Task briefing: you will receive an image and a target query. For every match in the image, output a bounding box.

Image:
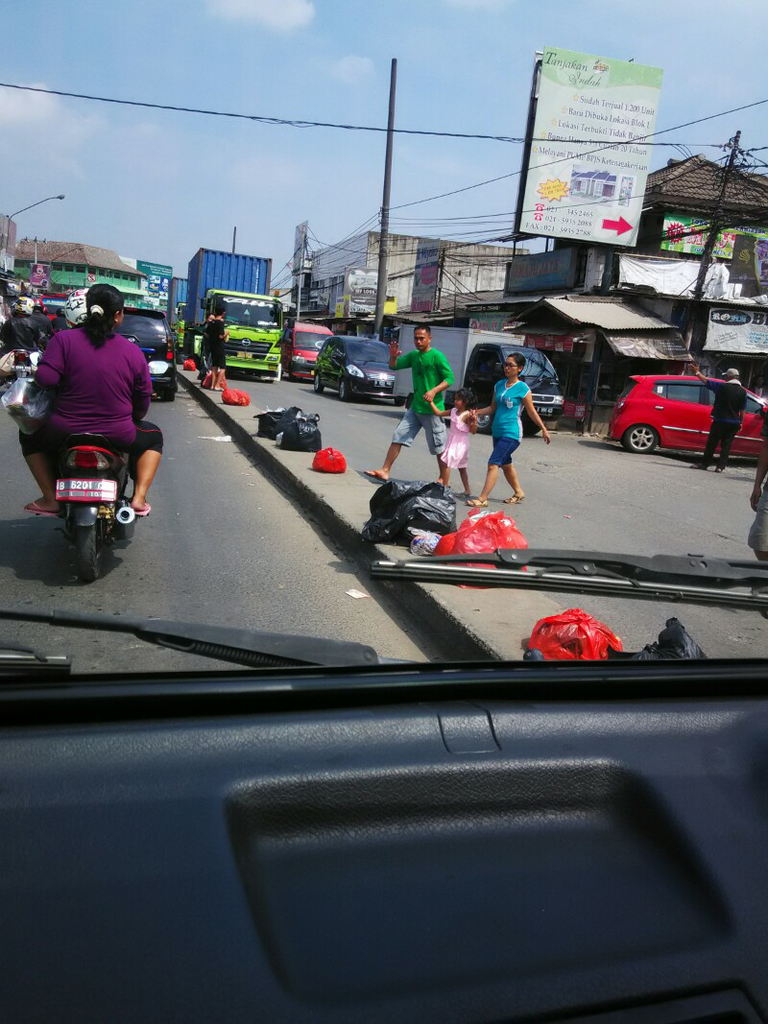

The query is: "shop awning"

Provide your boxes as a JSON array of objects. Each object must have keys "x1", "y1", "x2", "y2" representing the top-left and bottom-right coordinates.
[{"x1": 603, "y1": 330, "x2": 689, "y2": 360}]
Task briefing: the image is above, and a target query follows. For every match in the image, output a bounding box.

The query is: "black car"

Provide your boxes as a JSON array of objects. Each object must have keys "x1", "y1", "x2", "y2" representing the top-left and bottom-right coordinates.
[
  {"x1": 313, "y1": 336, "x2": 403, "y2": 403},
  {"x1": 118, "y1": 308, "x2": 177, "y2": 402},
  {"x1": 462, "y1": 342, "x2": 564, "y2": 434}
]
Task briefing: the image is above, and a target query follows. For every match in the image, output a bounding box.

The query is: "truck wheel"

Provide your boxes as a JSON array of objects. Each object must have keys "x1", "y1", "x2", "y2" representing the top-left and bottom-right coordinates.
[
  {"x1": 75, "y1": 523, "x2": 102, "y2": 583},
  {"x1": 622, "y1": 424, "x2": 659, "y2": 454}
]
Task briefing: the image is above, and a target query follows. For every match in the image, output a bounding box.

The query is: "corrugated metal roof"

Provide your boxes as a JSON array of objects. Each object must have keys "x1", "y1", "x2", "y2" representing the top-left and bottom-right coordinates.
[{"x1": 534, "y1": 296, "x2": 673, "y2": 330}]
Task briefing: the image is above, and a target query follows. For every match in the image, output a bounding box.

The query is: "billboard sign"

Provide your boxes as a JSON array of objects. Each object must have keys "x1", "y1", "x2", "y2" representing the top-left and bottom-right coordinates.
[
  {"x1": 517, "y1": 47, "x2": 663, "y2": 247},
  {"x1": 343, "y1": 267, "x2": 377, "y2": 314},
  {"x1": 411, "y1": 240, "x2": 440, "y2": 312},
  {"x1": 661, "y1": 213, "x2": 768, "y2": 290},
  {"x1": 504, "y1": 248, "x2": 577, "y2": 294},
  {"x1": 0, "y1": 215, "x2": 16, "y2": 274},
  {"x1": 137, "y1": 261, "x2": 172, "y2": 308},
  {"x1": 293, "y1": 221, "x2": 308, "y2": 273},
  {"x1": 704, "y1": 307, "x2": 768, "y2": 354},
  {"x1": 30, "y1": 263, "x2": 51, "y2": 289}
]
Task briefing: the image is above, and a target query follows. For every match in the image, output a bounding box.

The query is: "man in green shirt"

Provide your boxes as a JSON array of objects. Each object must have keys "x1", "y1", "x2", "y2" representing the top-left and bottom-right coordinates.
[{"x1": 366, "y1": 326, "x2": 455, "y2": 482}]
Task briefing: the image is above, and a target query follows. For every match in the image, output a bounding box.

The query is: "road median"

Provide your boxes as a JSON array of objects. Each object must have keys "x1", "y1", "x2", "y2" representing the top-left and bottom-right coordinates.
[{"x1": 179, "y1": 370, "x2": 561, "y2": 661}]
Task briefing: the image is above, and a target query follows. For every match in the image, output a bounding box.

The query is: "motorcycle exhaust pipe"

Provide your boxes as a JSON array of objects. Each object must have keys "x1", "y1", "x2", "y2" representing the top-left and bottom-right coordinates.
[{"x1": 116, "y1": 504, "x2": 136, "y2": 525}]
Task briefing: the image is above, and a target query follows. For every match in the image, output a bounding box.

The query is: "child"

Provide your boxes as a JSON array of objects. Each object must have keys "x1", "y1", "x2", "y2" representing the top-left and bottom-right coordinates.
[{"x1": 430, "y1": 388, "x2": 478, "y2": 497}]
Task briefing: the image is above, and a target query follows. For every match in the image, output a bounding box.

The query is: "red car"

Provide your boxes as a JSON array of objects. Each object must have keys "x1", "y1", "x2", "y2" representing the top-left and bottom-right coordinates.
[{"x1": 609, "y1": 374, "x2": 766, "y2": 457}]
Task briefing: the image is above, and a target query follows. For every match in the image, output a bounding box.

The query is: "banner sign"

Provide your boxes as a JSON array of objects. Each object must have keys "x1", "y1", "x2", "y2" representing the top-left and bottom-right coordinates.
[
  {"x1": 411, "y1": 240, "x2": 440, "y2": 312},
  {"x1": 0, "y1": 215, "x2": 16, "y2": 274},
  {"x1": 30, "y1": 263, "x2": 50, "y2": 289},
  {"x1": 518, "y1": 47, "x2": 663, "y2": 247},
  {"x1": 343, "y1": 267, "x2": 377, "y2": 314},
  {"x1": 704, "y1": 307, "x2": 768, "y2": 354},
  {"x1": 504, "y1": 249, "x2": 577, "y2": 293},
  {"x1": 293, "y1": 221, "x2": 308, "y2": 273}
]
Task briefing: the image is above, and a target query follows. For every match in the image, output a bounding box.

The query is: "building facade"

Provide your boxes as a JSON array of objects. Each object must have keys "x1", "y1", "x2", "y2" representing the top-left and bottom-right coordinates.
[{"x1": 14, "y1": 240, "x2": 147, "y2": 304}]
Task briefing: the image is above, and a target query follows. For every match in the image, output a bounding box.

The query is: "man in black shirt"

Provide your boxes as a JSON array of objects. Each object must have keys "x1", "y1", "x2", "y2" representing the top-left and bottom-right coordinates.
[
  {"x1": 28, "y1": 303, "x2": 52, "y2": 348},
  {"x1": 690, "y1": 362, "x2": 747, "y2": 472}
]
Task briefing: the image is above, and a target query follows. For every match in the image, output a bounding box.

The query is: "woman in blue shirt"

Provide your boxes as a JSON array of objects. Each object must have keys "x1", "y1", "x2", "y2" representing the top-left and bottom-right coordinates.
[{"x1": 466, "y1": 352, "x2": 551, "y2": 507}]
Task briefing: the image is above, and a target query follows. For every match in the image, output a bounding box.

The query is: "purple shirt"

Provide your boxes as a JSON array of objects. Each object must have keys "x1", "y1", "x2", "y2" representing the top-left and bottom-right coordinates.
[{"x1": 36, "y1": 327, "x2": 152, "y2": 445}]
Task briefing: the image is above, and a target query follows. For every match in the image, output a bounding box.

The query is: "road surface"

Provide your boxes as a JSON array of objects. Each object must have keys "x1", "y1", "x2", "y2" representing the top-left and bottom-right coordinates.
[
  {"x1": 214, "y1": 370, "x2": 768, "y2": 659},
  {"x1": 0, "y1": 388, "x2": 429, "y2": 674}
]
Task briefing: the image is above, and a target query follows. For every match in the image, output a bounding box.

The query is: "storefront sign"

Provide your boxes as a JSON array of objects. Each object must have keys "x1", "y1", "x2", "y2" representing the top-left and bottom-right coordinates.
[
  {"x1": 342, "y1": 267, "x2": 377, "y2": 315},
  {"x1": 704, "y1": 307, "x2": 768, "y2": 354},
  {"x1": 411, "y1": 241, "x2": 440, "y2": 312},
  {"x1": 469, "y1": 311, "x2": 518, "y2": 331},
  {"x1": 517, "y1": 47, "x2": 663, "y2": 247},
  {"x1": 523, "y1": 332, "x2": 581, "y2": 352},
  {"x1": 661, "y1": 213, "x2": 768, "y2": 277},
  {"x1": 30, "y1": 263, "x2": 50, "y2": 289},
  {"x1": 137, "y1": 260, "x2": 172, "y2": 309},
  {"x1": 563, "y1": 399, "x2": 588, "y2": 419},
  {"x1": 504, "y1": 249, "x2": 577, "y2": 294}
]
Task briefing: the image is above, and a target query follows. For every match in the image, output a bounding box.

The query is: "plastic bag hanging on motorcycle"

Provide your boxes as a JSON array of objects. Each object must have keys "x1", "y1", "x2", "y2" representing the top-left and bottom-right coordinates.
[{"x1": 1, "y1": 378, "x2": 54, "y2": 434}]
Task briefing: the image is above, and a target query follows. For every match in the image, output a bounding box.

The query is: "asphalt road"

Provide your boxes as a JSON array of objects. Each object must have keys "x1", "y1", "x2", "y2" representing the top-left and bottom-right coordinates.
[
  {"x1": 221, "y1": 369, "x2": 768, "y2": 658},
  {"x1": 0, "y1": 388, "x2": 428, "y2": 674}
]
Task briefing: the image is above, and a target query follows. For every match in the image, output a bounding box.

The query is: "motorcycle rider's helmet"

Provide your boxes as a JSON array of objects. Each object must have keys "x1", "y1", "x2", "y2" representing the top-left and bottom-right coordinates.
[
  {"x1": 64, "y1": 289, "x2": 89, "y2": 327},
  {"x1": 13, "y1": 296, "x2": 35, "y2": 317}
]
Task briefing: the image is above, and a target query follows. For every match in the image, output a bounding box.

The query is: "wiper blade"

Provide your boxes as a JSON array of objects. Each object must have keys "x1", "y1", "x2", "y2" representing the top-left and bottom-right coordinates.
[
  {"x1": 0, "y1": 607, "x2": 380, "y2": 670},
  {"x1": 371, "y1": 550, "x2": 768, "y2": 612}
]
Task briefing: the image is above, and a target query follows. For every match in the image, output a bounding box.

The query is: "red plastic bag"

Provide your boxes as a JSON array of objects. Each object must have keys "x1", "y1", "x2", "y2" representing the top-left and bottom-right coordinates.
[
  {"x1": 222, "y1": 388, "x2": 250, "y2": 406},
  {"x1": 312, "y1": 447, "x2": 347, "y2": 473},
  {"x1": 452, "y1": 510, "x2": 528, "y2": 555},
  {"x1": 183, "y1": 358, "x2": 196, "y2": 371},
  {"x1": 528, "y1": 609, "x2": 623, "y2": 661},
  {"x1": 201, "y1": 371, "x2": 213, "y2": 389},
  {"x1": 434, "y1": 531, "x2": 458, "y2": 556}
]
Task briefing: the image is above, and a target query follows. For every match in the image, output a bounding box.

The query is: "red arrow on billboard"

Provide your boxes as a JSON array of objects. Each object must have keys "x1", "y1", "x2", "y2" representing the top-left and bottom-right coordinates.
[{"x1": 602, "y1": 216, "x2": 633, "y2": 236}]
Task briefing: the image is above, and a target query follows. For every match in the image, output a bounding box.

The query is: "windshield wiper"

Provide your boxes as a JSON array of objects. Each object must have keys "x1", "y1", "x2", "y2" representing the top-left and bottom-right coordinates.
[
  {"x1": 0, "y1": 607, "x2": 380, "y2": 670},
  {"x1": 371, "y1": 550, "x2": 768, "y2": 612}
]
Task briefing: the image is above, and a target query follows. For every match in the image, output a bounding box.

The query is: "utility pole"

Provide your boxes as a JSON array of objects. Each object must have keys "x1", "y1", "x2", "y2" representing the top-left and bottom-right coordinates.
[
  {"x1": 295, "y1": 232, "x2": 303, "y2": 323},
  {"x1": 687, "y1": 130, "x2": 742, "y2": 353},
  {"x1": 373, "y1": 58, "x2": 397, "y2": 340},
  {"x1": 231, "y1": 226, "x2": 237, "y2": 254}
]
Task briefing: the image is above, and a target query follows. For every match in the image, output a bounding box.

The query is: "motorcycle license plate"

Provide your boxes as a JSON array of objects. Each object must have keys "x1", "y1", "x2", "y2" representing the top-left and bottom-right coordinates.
[{"x1": 56, "y1": 478, "x2": 118, "y2": 502}]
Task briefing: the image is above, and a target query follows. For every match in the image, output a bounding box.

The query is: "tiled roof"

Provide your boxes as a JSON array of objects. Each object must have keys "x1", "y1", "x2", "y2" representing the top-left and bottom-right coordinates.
[
  {"x1": 14, "y1": 240, "x2": 145, "y2": 276},
  {"x1": 645, "y1": 155, "x2": 768, "y2": 215}
]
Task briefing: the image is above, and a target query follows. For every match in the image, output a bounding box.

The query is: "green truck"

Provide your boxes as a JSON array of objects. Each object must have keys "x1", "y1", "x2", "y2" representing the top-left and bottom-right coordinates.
[{"x1": 183, "y1": 249, "x2": 282, "y2": 381}]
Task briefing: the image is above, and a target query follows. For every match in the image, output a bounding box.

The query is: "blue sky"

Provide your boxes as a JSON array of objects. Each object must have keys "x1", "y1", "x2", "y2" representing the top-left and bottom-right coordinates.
[{"x1": 3, "y1": 0, "x2": 768, "y2": 288}]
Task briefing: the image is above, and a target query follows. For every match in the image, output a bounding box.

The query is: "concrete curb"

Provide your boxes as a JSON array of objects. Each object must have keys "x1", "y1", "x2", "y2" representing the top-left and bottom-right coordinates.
[{"x1": 179, "y1": 372, "x2": 560, "y2": 661}]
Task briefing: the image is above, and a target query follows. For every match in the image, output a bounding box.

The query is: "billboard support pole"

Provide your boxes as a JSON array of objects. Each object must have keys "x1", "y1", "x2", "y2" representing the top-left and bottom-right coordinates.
[
  {"x1": 231, "y1": 226, "x2": 236, "y2": 254},
  {"x1": 513, "y1": 51, "x2": 543, "y2": 237},
  {"x1": 374, "y1": 58, "x2": 397, "y2": 339}
]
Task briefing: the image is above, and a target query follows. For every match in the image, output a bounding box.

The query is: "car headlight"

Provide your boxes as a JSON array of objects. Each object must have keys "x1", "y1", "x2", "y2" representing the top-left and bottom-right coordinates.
[{"x1": 346, "y1": 364, "x2": 364, "y2": 377}]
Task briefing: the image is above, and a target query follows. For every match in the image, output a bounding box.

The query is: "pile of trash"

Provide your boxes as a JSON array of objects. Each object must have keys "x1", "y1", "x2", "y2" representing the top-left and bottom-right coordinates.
[{"x1": 256, "y1": 406, "x2": 322, "y2": 452}]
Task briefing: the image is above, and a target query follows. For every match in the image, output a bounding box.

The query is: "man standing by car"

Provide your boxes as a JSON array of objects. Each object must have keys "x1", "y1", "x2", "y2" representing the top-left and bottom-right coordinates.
[
  {"x1": 689, "y1": 362, "x2": 747, "y2": 473},
  {"x1": 366, "y1": 326, "x2": 454, "y2": 482}
]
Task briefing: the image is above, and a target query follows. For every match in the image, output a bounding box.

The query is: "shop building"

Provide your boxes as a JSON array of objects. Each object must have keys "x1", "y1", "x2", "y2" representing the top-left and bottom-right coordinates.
[{"x1": 14, "y1": 240, "x2": 146, "y2": 303}]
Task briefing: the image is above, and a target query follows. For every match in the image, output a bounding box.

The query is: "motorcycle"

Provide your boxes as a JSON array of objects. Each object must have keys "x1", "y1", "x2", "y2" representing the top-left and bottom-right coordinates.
[
  {"x1": 54, "y1": 435, "x2": 138, "y2": 582},
  {"x1": 0, "y1": 348, "x2": 41, "y2": 385}
]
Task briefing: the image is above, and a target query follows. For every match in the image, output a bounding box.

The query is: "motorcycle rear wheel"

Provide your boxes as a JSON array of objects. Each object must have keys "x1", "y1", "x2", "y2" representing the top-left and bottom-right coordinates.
[{"x1": 75, "y1": 523, "x2": 102, "y2": 582}]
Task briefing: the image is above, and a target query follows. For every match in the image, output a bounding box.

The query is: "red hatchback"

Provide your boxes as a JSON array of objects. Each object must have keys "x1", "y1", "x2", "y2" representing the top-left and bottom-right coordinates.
[{"x1": 609, "y1": 375, "x2": 766, "y2": 457}]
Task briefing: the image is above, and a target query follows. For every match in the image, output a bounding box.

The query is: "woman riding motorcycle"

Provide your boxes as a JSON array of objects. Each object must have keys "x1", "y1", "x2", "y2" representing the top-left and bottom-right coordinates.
[{"x1": 20, "y1": 284, "x2": 163, "y2": 518}]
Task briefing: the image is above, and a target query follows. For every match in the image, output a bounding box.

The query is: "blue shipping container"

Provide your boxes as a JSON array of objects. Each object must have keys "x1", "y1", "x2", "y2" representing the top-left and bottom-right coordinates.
[
  {"x1": 167, "y1": 277, "x2": 188, "y2": 325},
  {"x1": 185, "y1": 249, "x2": 272, "y2": 328}
]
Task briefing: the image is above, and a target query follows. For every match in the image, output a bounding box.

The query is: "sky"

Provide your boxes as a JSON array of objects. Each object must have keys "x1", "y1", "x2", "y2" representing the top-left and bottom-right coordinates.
[{"x1": 3, "y1": 0, "x2": 768, "y2": 290}]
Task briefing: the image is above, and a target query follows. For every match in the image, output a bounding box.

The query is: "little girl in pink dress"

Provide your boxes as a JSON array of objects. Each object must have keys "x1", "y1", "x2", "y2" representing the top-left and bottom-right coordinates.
[{"x1": 430, "y1": 388, "x2": 478, "y2": 498}]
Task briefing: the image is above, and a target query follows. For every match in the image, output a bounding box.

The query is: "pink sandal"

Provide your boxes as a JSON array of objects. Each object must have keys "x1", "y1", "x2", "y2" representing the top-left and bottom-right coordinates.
[{"x1": 24, "y1": 501, "x2": 61, "y2": 518}]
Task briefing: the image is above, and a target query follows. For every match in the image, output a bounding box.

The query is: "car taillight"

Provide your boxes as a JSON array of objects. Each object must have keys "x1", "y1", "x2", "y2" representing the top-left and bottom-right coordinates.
[
  {"x1": 66, "y1": 450, "x2": 110, "y2": 470},
  {"x1": 166, "y1": 348, "x2": 174, "y2": 360}
]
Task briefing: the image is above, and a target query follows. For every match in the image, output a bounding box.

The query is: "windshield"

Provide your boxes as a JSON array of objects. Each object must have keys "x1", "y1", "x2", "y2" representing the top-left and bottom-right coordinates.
[
  {"x1": 295, "y1": 331, "x2": 328, "y2": 350},
  {"x1": 4, "y1": 5, "x2": 768, "y2": 679},
  {"x1": 220, "y1": 298, "x2": 280, "y2": 329},
  {"x1": 346, "y1": 340, "x2": 389, "y2": 364}
]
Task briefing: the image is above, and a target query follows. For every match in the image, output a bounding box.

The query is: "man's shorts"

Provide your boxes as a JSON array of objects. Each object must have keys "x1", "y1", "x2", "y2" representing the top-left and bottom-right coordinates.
[
  {"x1": 391, "y1": 408, "x2": 447, "y2": 455},
  {"x1": 488, "y1": 436, "x2": 521, "y2": 467},
  {"x1": 748, "y1": 485, "x2": 768, "y2": 552}
]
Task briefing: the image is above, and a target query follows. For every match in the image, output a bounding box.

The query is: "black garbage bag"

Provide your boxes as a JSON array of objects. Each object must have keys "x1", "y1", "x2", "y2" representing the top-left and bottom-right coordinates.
[
  {"x1": 362, "y1": 480, "x2": 456, "y2": 545},
  {"x1": 607, "y1": 617, "x2": 707, "y2": 660},
  {"x1": 256, "y1": 408, "x2": 286, "y2": 439},
  {"x1": 280, "y1": 417, "x2": 322, "y2": 452}
]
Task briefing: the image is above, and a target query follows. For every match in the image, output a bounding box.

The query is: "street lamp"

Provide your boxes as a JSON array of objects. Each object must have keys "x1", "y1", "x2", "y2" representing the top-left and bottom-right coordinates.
[{"x1": 1, "y1": 194, "x2": 66, "y2": 265}]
